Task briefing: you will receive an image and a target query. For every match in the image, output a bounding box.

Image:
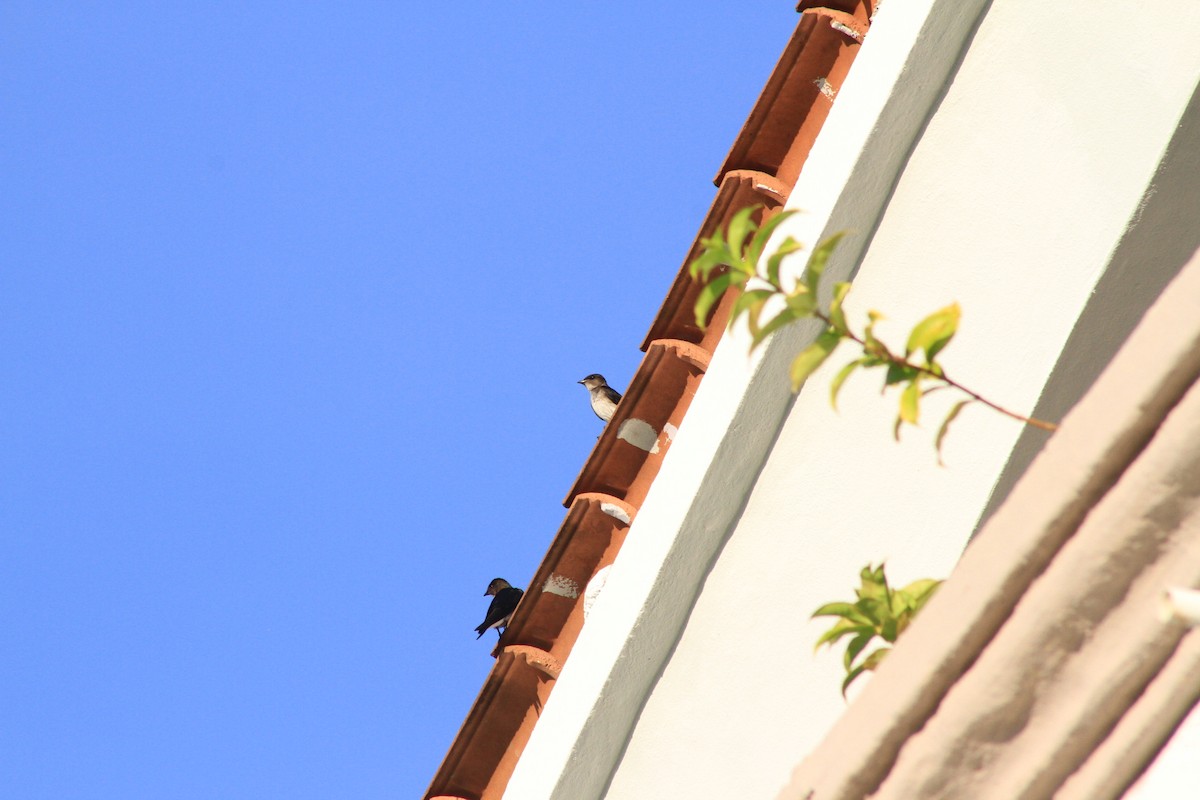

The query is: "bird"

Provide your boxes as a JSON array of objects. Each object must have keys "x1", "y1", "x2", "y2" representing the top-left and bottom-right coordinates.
[
  {"x1": 475, "y1": 578, "x2": 524, "y2": 640},
  {"x1": 578, "y1": 374, "x2": 622, "y2": 422}
]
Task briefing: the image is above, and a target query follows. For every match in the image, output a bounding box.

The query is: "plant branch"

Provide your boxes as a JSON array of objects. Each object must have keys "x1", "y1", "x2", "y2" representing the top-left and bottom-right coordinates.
[
  {"x1": 687, "y1": 206, "x2": 1062, "y2": 455},
  {"x1": 811, "y1": 310, "x2": 1058, "y2": 432}
]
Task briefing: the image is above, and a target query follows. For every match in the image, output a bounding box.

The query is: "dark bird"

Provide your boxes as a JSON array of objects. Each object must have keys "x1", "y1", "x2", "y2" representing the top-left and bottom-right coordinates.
[
  {"x1": 578, "y1": 374, "x2": 622, "y2": 422},
  {"x1": 475, "y1": 578, "x2": 524, "y2": 639}
]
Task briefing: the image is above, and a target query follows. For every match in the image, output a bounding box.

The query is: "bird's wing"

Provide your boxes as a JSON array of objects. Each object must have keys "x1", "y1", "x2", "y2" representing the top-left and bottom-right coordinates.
[
  {"x1": 474, "y1": 588, "x2": 525, "y2": 638},
  {"x1": 497, "y1": 587, "x2": 524, "y2": 614},
  {"x1": 475, "y1": 591, "x2": 512, "y2": 634},
  {"x1": 478, "y1": 596, "x2": 504, "y2": 627},
  {"x1": 601, "y1": 386, "x2": 622, "y2": 404}
]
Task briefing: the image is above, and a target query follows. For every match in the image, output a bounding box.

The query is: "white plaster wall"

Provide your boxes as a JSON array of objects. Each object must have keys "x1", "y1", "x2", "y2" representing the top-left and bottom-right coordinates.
[
  {"x1": 600, "y1": 2, "x2": 1200, "y2": 799},
  {"x1": 503, "y1": 3, "x2": 987, "y2": 797}
]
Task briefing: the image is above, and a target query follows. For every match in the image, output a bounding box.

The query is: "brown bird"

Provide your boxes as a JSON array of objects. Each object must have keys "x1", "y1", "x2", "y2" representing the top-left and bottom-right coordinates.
[{"x1": 578, "y1": 374, "x2": 622, "y2": 422}]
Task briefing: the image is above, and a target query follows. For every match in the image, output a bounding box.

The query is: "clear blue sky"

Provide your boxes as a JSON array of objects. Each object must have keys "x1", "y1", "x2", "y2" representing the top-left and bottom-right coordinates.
[{"x1": 1, "y1": 4, "x2": 799, "y2": 797}]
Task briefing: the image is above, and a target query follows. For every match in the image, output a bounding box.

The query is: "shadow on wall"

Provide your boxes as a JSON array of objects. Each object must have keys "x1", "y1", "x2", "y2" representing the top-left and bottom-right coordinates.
[{"x1": 970, "y1": 80, "x2": 1200, "y2": 540}]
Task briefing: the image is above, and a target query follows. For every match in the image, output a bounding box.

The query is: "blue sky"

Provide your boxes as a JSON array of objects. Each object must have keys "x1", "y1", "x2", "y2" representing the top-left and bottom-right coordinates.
[{"x1": 1, "y1": 4, "x2": 799, "y2": 797}]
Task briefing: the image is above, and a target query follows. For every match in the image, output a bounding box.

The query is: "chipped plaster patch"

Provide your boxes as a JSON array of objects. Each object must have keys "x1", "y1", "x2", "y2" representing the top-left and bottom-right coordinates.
[
  {"x1": 600, "y1": 503, "x2": 631, "y2": 524},
  {"x1": 662, "y1": 422, "x2": 678, "y2": 442},
  {"x1": 543, "y1": 574, "x2": 580, "y2": 599},
  {"x1": 617, "y1": 418, "x2": 660, "y2": 453},
  {"x1": 814, "y1": 77, "x2": 837, "y2": 100},
  {"x1": 831, "y1": 20, "x2": 864, "y2": 42},
  {"x1": 584, "y1": 566, "x2": 612, "y2": 620}
]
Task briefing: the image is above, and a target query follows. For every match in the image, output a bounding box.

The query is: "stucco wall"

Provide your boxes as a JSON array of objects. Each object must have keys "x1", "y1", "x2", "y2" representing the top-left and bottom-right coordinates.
[
  {"x1": 772, "y1": 246, "x2": 1200, "y2": 800},
  {"x1": 600, "y1": 2, "x2": 1200, "y2": 799},
  {"x1": 503, "y1": 1, "x2": 1200, "y2": 798}
]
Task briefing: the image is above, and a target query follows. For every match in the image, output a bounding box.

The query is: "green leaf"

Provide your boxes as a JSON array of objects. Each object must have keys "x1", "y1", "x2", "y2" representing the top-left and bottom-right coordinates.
[
  {"x1": 746, "y1": 208, "x2": 799, "y2": 267},
  {"x1": 694, "y1": 272, "x2": 736, "y2": 329},
  {"x1": 789, "y1": 329, "x2": 841, "y2": 392},
  {"x1": 860, "y1": 647, "x2": 890, "y2": 671},
  {"x1": 829, "y1": 358, "x2": 864, "y2": 411},
  {"x1": 934, "y1": 399, "x2": 973, "y2": 465},
  {"x1": 730, "y1": 288, "x2": 774, "y2": 327},
  {"x1": 880, "y1": 617, "x2": 899, "y2": 643},
  {"x1": 899, "y1": 380, "x2": 921, "y2": 425},
  {"x1": 841, "y1": 646, "x2": 891, "y2": 695},
  {"x1": 725, "y1": 206, "x2": 758, "y2": 260},
  {"x1": 812, "y1": 601, "x2": 874, "y2": 628},
  {"x1": 802, "y1": 230, "x2": 848, "y2": 294},
  {"x1": 854, "y1": 597, "x2": 887, "y2": 627},
  {"x1": 906, "y1": 302, "x2": 961, "y2": 362},
  {"x1": 785, "y1": 286, "x2": 817, "y2": 317},
  {"x1": 885, "y1": 362, "x2": 917, "y2": 387},
  {"x1": 844, "y1": 631, "x2": 874, "y2": 670},
  {"x1": 840, "y1": 656, "x2": 878, "y2": 697},
  {"x1": 766, "y1": 237, "x2": 806, "y2": 288},
  {"x1": 859, "y1": 566, "x2": 888, "y2": 597},
  {"x1": 687, "y1": 250, "x2": 718, "y2": 282},
  {"x1": 814, "y1": 621, "x2": 874, "y2": 650},
  {"x1": 750, "y1": 308, "x2": 800, "y2": 351},
  {"x1": 812, "y1": 601, "x2": 860, "y2": 619},
  {"x1": 899, "y1": 578, "x2": 943, "y2": 609},
  {"x1": 860, "y1": 562, "x2": 888, "y2": 591},
  {"x1": 688, "y1": 238, "x2": 732, "y2": 281},
  {"x1": 863, "y1": 311, "x2": 891, "y2": 359},
  {"x1": 829, "y1": 281, "x2": 852, "y2": 333}
]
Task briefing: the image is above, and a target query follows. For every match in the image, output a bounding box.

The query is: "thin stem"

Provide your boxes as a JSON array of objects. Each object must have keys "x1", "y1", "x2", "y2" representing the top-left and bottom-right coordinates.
[{"x1": 811, "y1": 311, "x2": 1059, "y2": 432}]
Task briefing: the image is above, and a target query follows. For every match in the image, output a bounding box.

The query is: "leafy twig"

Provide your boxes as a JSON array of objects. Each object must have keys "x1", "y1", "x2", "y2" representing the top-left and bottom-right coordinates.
[
  {"x1": 813, "y1": 563, "x2": 942, "y2": 696},
  {"x1": 689, "y1": 206, "x2": 1057, "y2": 461}
]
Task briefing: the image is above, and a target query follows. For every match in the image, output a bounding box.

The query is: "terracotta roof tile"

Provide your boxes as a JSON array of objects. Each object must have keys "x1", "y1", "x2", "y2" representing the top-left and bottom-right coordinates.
[
  {"x1": 716, "y1": 7, "x2": 868, "y2": 188},
  {"x1": 564, "y1": 339, "x2": 709, "y2": 508},
  {"x1": 498, "y1": 493, "x2": 634, "y2": 662},
  {"x1": 425, "y1": 7, "x2": 875, "y2": 796},
  {"x1": 641, "y1": 169, "x2": 788, "y2": 352}
]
